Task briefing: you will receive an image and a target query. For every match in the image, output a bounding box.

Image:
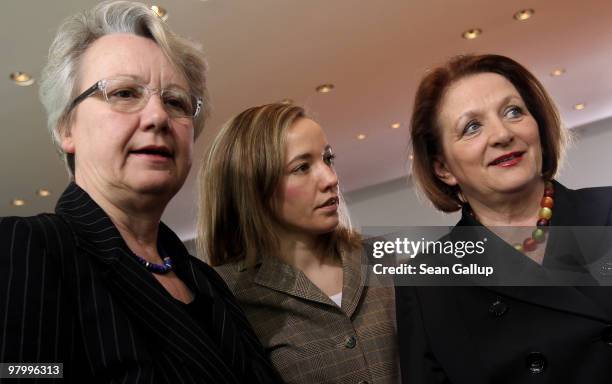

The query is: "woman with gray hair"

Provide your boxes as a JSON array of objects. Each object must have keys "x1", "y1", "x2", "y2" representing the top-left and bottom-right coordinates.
[{"x1": 0, "y1": 1, "x2": 281, "y2": 383}]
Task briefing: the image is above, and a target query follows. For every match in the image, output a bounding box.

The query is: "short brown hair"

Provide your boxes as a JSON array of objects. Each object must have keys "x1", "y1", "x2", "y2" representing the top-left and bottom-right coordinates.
[
  {"x1": 410, "y1": 54, "x2": 566, "y2": 212},
  {"x1": 197, "y1": 103, "x2": 360, "y2": 267}
]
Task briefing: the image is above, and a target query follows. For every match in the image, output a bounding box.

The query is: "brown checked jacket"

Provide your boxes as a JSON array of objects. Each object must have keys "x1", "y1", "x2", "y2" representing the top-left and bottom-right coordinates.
[{"x1": 215, "y1": 244, "x2": 400, "y2": 384}]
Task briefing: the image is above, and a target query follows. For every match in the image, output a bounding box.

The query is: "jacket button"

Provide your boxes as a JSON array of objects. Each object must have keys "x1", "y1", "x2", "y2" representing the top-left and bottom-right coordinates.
[
  {"x1": 601, "y1": 326, "x2": 612, "y2": 346},
  {"x1": 525, "y1": 352, "x2": 546, "y2": 374},
  {"x1": 600, "y1": 262, "x2": 612, "y2": 276},
  {"x1": 488, "y1": 299, "x2": 508, "y2": 318},
  {"x1": 344, "y1": 335, "x2": 357, "y2": 349}
]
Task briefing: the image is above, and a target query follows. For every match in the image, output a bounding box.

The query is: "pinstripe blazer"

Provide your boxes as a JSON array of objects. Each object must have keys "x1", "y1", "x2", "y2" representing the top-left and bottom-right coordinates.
[
  {"x1": 0, "y1": 183, "x2": 282, "y2": 383},
  {"x1": 215, "y1": 245, "x2": 400, "y2": 384}
]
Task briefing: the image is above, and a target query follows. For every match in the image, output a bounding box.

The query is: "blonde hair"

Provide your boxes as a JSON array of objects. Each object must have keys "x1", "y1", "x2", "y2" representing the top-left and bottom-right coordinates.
[
  {"x1": 39, "y1": 0, "x2": 209, "y2": 176},
  {"x1": 197, "y1": 103, "x2": 360, "y2": 267}
]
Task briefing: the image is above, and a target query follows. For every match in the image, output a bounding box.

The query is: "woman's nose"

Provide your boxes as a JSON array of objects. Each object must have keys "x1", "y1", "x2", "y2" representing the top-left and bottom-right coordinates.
[
  {"x1": 489, "y1": 118, "x2": 514, "y2": 147},
  {"x1": 141, "y1": 93, "x2": 171, "y2": 132},
  {"x1": 320, "y1": 164, "x2": 339, "y2": 192}
]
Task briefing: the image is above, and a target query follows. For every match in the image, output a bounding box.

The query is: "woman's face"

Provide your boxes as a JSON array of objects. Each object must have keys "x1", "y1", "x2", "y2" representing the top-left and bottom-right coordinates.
[
  {"x1": 273, "y1": 118, "x2": 340, "y2": 238},
  {"x1": 435, "y1": 72, "x2": 543, "y2": 201},
  {"x1": 61, "y1": 34, "x2": 194, "y2": 205}
]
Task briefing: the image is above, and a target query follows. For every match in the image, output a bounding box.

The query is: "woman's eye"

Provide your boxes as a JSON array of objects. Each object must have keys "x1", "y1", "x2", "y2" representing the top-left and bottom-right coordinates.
[
  {"x1": 462, "y1": 120, "x2": 481, "y2": 136},
  {"x1": 163, "y1": 91, "x2": 193, "y2": 115},
  {"x1": 324, "y1": 154, "x2": 336, "y2": 166},
  {"x1": 292, "y1": 163, "x2": 310, "y2": 174},
  {"x1": 109, "y1": 87, "x2": 140, "y2": 99},
  {"x1": 164, "y1": 97, "x2": 191, "y2": 113},
  {"x1": 505, "y1": 106, "x2": 523, "y2": 119}
]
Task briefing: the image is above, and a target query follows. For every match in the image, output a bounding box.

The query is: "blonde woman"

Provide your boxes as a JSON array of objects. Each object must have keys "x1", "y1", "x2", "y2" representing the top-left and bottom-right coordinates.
[{"x1": 198, "y1": 103, "x2": 399, "y2": 384}]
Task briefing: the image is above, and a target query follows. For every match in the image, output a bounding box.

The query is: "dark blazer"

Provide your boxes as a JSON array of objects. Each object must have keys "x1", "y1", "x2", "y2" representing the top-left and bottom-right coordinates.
[
  {"x1": 0, "y1": 183, "x2": 281, "y2": 383},
  {"x1": 396, "y1": 182, "x2": 612, "y2": 384}
]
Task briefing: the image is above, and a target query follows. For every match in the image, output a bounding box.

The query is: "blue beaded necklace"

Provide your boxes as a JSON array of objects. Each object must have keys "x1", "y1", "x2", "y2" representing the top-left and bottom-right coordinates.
[{"x1": 133, "y1": 246, "x2": 174, "y2": 274}]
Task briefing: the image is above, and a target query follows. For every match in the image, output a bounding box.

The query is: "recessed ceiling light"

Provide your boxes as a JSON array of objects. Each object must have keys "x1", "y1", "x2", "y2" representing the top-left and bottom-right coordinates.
[
  {"x1": 514, "y1": 9, "x2": 534, "y2": 21},
  {"x1": 10, "y1": 71, "x2": 35, "y2": 86},
  {"x1": 409, "y1": 154, "x2": 414, "y2": 160},
  {"x1": 574, "y1": 103, "x2": 586, "y2": 110},
  {"x1": 315, "y1": 84, "x2": 334, "y2": 93},
  {"x1": 550, "y1": 68, "x2": 566, "y2": 77},
  {"x1": 37, "y1": 189, "x2": 51, "y2": 197},
  {"x1": 462, "y1": 28, "x2": 482, "y2": 40},
  {"x1": 151, "y1": 5, "x2": 168, "y2": 21},
  {"x1": 357, "y1": 134, "x2": 366, "y2": 140},
  {"x1": 12, "y1": 199, "x2": 26, "y2": 207},
  {"x1": 391, "y1": 123, "x2": 401, "y2": 129},
  {"x1": 279, "y1": 98, "x2": 294, "y2": 105}
]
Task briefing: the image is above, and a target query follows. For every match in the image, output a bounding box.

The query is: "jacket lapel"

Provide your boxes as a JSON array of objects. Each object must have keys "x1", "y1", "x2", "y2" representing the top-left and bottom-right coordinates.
[
  {"x1": 253, "y1": 256, "x2": 334, "y2": 306},
  {"x1": 252, "y1": 248, "x2": 366, "y2": 316},
  {"x1": 455, "y1": 183, "x2": 612, "y2": 323},
  {"x1": 55, "y1": 183, "x2": 243, "y2": 383},
  {"x1": 546, "y1": 181, "x2": 612, "y2": 268},
  {"x1": 340, "y1": 247, "x2": 367, "y2": 317}
]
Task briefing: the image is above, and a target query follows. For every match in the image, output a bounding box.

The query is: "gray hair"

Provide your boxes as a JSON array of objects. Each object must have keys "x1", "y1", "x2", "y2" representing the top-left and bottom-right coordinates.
[{"x1": 39, "y1": 0, "x2": 209, "y2": 176}]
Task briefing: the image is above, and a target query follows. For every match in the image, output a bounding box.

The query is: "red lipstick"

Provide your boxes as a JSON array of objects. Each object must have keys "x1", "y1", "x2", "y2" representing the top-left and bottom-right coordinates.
[{"x1": 489, "y1": 151, "x2": 524, "y2": 167}]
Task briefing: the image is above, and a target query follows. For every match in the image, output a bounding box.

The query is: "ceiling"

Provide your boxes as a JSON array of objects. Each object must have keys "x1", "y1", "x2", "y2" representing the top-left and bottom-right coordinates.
[{"x1": 2, "y1": 0, "x2": 612, "y2": 239}]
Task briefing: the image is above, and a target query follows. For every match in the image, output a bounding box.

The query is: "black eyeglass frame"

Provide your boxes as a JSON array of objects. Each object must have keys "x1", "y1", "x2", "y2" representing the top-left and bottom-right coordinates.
[{"x1": 66, "y1": 79, "x2": 203, "y2": 119}]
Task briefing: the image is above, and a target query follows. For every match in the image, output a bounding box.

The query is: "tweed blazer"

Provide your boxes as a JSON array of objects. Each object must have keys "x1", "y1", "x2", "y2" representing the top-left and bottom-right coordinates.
[
  {"x1": 396, "y1": 181, "x2": 612, "y2": 384},
  {"x1": 215, "y1": 244, "x2": 399, "y2": 384},
  {"x1": 0, "y1": 183, "x2": 281, "y2": 383}
]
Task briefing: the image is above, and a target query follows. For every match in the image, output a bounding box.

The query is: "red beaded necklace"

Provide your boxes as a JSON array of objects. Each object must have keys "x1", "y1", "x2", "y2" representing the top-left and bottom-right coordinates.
[
  {"x1": 515, "y1": 181, "x2": 554, "y2": 252},
  {"x1": 468, "y1": 181, "x2": 555, "y2": 253}
]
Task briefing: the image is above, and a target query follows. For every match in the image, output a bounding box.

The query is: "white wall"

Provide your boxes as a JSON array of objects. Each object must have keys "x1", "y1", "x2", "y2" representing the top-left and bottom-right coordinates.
[
  {"x1": 556, "y1": 117, "x2": 612, "y2": 189},
  {"x1": 344, "y1": 116, "x2": 612, "y2": 232},
  {"x1": 343, "y1": 177, "x2": 459, "y2": 230}
]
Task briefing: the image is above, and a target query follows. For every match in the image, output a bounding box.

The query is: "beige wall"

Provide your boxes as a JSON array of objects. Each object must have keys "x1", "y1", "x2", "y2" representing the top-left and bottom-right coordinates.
[
  {"x1": 184, "y1": 116, "x2": 612, "y2": 246},
  {"x1": 343, "y1": 116, "x2": 612, "y2": 232}
]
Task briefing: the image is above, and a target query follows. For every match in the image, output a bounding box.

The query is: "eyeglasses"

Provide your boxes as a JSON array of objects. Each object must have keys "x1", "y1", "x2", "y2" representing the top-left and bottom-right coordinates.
[{"x1": 67, "y1": 77, "x2": 203, "y2": 119}]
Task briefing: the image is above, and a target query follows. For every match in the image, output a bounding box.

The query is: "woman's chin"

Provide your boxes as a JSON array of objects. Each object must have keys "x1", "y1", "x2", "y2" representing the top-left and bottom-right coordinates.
[
  {"x1": 315, "y1": 219, "x2": 340, "y2": 235},
  {"x1": 489, "y1": 173, "x2": 542, "y2": 195},
  {"x1": 126, "y1": 177, "x2": 179, "y2": 197}
]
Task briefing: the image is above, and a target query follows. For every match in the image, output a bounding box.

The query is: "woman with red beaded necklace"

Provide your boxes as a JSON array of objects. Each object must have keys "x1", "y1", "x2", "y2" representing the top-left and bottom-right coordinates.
[{"x1": 396, "y1": 54, "x2": 612, "y2": 383}]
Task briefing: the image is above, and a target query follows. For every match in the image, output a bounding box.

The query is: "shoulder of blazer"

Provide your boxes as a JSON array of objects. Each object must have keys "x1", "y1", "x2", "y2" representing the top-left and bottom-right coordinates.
[
  {"x1": 571, "y1": 185, "x2": 612, "y2": 212},
  {"x1": 553, "y1": 182, "x2": 612, "y2": 225},
  {"x1": 1, "y1": 215, "x2": 41, "y2": 248},
  {"x1": 0, "y1": 213, "x2": 77, "y2": 363},
  {"x1": 190, "y1": 256, "x2": 245, "y2": 298},
  {"x1": 213, "y1": 261, "x2": 260, "y2": 296},
  {"x1": 0, "y1": 213, "x2": 81, "y2": 302},
  {"x1": 0, "y1": 213, "x2": 74, "y2": 266}
]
